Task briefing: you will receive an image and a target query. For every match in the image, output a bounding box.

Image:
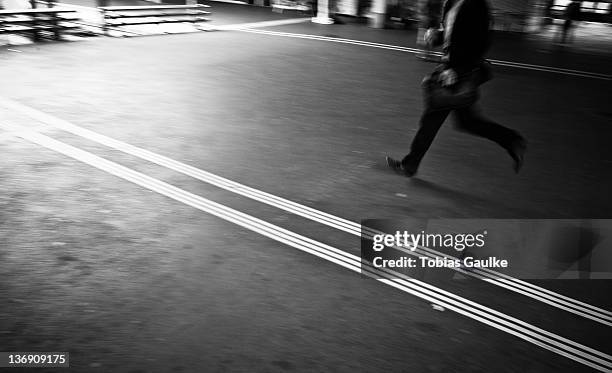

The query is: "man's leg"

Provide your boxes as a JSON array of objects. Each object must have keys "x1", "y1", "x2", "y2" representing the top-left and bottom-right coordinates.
[
  {"x1": 387, "y1": 108, "x2": 451, "y2": 176},
  {"x1": 454, "y1": 105, "x2": 527, "y2": 172},
  {"x1": 403, "y1": 108, "x2": 451, "y2": 169}
]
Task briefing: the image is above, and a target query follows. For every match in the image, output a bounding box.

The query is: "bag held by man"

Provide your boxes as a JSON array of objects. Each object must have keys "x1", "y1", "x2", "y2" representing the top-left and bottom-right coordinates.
[{"x1": 422, "y1": 61, "x2": 492, "y2": 111}]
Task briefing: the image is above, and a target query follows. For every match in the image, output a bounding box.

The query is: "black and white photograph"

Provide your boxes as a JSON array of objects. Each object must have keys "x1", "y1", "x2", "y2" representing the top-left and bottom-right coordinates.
[{"x1": 1, "y1": 0, "x2": 611, "y2": 371}]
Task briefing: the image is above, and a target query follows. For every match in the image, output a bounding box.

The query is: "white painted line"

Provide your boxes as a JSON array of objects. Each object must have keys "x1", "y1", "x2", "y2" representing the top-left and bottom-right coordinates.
[
  {"x1": 212, "y1": 17, "x2": 311, "y2": 31},
  {"x1": 1, "y1": 96, "x2": 610, "y2": 326},
  {"x1": 52, "y1": 2, "x2": 98, "y2": 10},
  {"x1": 383, "y1": 235, "x2": 612, "y2": 326},
  {"x1": 208, "y1": 0, "x2": 249, "y2": 4},
  {"x1": 8, "y1": 127, "x2": 612, "y2": 372},
  {"x1": 236, "y1": 28, "x2": 611, "y2": 81},
  {"x1": 0, "y1": 126, "x2": 51, "y2": 140}
]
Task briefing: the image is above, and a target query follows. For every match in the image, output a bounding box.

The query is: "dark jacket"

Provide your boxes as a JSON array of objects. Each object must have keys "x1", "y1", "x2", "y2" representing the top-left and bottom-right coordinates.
[{"x1": 441, "y1": 0, "x2": 491, "y2": 72}]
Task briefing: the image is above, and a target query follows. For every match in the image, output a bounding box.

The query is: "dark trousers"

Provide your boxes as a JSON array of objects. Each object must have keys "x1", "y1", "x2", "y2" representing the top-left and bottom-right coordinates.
[{"x1": 401, "y1": 103, "x2": 522, "y2": 170}]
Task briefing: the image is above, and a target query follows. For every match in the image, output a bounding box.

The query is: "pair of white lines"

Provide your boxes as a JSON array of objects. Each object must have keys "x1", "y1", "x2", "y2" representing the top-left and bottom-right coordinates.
[
  {"x1": 234, "y1": 28, "x2": 611, "y2": 81},
  {"x1": 1, "y1": 97, "x2": 611, "y2": 372}
]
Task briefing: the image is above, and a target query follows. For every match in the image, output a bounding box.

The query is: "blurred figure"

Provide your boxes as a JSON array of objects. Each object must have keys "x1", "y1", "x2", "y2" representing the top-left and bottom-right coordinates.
[
  {"x1": 541, "y1": 0, "x2": 555, "y2": 27},
  {"x1": 559, "y1": 0, "x2": 581, "y2": 44},
  {"x1": 386, "y1": 0, "x2": 527, "y2": 177},
  {"x1": 310, "y1": 0, "x2": 318, "y2": 16},
  {"x1": 416, "y1": 0, "x2": 444, "y2": 61},
  {"x1": 544, "y1": 0, "x2": 555, "y2": 18}
]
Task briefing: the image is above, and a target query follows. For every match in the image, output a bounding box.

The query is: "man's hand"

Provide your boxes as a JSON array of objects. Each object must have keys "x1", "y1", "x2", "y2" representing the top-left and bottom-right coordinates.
[
  {"x1": 424, "y1": 28, "x2": 436, "y2": 45},
  {"x1": 439, "y1": 69, "x2": 457, "y2": 86},
  {"x1": 424, "y1": 27, "x2": 442, "y2": 46}
]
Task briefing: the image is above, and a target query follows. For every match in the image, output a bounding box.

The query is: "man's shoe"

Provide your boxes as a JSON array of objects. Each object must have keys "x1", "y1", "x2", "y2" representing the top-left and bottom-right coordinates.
[
  {"x1": 509, "y1": 138, "x2": 527, "y2": 173},
  {"x1": 386, "y1": 156, "x2": 417, "y2": 177}
]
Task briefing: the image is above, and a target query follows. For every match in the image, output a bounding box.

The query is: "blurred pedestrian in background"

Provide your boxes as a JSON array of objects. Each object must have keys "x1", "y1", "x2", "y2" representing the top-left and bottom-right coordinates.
[
  {"x1": 416, "y1": 0, "x2": 444, "y2": 61},
  {"x1": 387, "y1": 0, "x2": 526, "y2": 177},
  {"x1": 541, "y1": 0, "x2": 555, "y2": 27},
  {"x1": 559, "y1": 0, "x2": 581, "y2": 44}
]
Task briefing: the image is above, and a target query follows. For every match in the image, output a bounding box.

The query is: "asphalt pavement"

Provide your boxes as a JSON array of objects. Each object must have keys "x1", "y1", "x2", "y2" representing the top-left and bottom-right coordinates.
[{"x1": 1, "y1": 4, "x2": 611, "y2": 372}]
